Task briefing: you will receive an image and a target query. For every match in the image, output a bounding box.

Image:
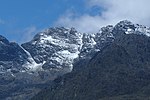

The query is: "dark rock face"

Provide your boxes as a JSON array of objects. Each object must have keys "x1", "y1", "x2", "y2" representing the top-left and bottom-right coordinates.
[
  {"x1": 0, "y1": 35, "x2": 9, "y2": 44},
  {"x1": 0, "y1": 35, "x2": 31, "y2": 100},
  {"x1": 0, "y1": 35, "x2": 27, "y2": 62},
  {"x1": 0, "y1": 35, "x2": 29, "y2": 72}
]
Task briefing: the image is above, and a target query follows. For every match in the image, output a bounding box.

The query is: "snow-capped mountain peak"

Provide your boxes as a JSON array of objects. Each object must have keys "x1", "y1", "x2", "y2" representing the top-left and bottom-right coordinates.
[{"x1": 22, "y1": 27, "x2": 85, "y2": 72}]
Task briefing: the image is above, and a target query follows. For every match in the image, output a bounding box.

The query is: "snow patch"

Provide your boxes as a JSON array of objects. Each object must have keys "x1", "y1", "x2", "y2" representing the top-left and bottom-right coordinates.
[
  {"x1": 51, "y1": 50, "x2": 80, "y2": 71},
  {"x1": 125, "y1": 28, "x2": 134, "y2": 34},
  {"x1": 21, "y1": 46, "x2": 45, "y2": 71}
]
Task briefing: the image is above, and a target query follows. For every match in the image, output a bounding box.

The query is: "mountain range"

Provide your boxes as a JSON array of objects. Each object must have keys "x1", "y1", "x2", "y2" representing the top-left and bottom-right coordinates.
[{"x1": 0, "y1": 20, "x2": 150, "y2": 100}]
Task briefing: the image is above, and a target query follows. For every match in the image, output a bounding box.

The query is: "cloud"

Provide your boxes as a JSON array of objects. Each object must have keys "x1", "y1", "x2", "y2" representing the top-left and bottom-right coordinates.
[
  {"x1": 55, "y1": 0, "x2": 150, "y2": 33},
  {"x1": 0, "y1": 19, "x2": 5, "y2": 24},
  {"x1": 5, "y1": 26, "x2": 43, "y2": 43},
  {"x1": 19, "y1": 26, "x2": 38, "y2": 43}
]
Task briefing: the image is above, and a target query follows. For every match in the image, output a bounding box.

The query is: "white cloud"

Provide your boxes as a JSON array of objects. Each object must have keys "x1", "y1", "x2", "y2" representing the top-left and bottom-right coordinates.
[
  {"x1": 19, "y1": 26, "x2": 38, "y2": 43},
  {"x1": 55, "y1": 0, "x2": 150, "y2": 33},
  {"x1": 7, "y1": 26, "x2": 43, "y2": 43}
]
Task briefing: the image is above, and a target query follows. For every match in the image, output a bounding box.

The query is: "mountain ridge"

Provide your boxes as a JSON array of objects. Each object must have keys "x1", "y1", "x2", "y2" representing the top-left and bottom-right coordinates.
[{"x1": 0, "y1": 20, "x2": 150, "y2": 99}]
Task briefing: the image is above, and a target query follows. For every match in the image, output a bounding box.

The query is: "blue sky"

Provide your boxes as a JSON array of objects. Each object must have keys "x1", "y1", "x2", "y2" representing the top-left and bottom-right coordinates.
[
  {"x1": 0, "y1": 0, "x2": 150, "y2": 43},
  {"x1": 0, "y1": 0, "x2": 88, "y2": 43}
]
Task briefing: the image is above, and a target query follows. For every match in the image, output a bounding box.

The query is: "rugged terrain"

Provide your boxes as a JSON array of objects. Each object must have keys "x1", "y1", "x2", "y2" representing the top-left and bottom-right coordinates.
[{"x1": 0, "y1": 20, "x2": 150, "y2": 99}]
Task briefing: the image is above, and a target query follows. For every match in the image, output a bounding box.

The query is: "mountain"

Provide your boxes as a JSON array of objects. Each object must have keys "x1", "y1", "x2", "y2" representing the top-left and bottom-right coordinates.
[
  {"x1": 32, "y1": 34, "x2": 150, "y2": 100},
  {"x1": 1, "y1": 20, "x2": 150, "y2": 99},
  {"x1": 31, "y1": 21, "x2": 150, "y2": 100},
  {"x1": 0, "y1": 27, "x2": 101, "y2": 99}
]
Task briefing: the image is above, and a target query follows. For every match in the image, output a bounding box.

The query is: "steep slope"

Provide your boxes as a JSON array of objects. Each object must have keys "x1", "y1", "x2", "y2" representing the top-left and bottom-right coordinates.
[
  {"x1": 31, "y1": 34, "x2": 150, "y2": 100},
  {"x1": 0, "y1": 35, "x2": 47, "y2": 100},
  {"x1": 0, "y1": 35, "x2": 28, "y2": 70}
]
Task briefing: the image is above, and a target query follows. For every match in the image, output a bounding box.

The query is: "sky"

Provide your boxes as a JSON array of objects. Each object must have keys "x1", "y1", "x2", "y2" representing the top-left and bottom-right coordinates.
[{"x1": 0, "y1": 0, "x2": 150, "y2": 43}]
